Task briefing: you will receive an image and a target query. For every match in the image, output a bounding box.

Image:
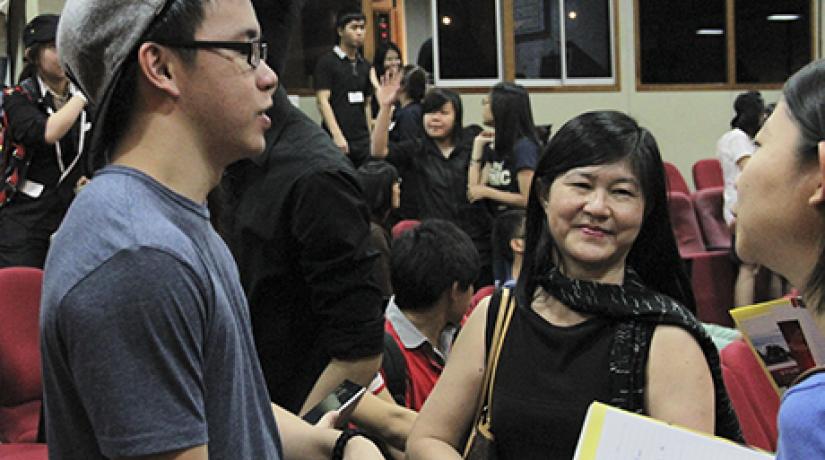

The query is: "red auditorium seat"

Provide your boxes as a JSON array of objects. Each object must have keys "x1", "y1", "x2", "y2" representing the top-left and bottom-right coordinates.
[
  {"x1": 0, "y1": 443, "x2": 48, "y2": 460},
  {"x1": 692, "y1": 187, "x2": 731, "y2": 251},
  {"x1": 391, "y1": 219, "x2": 421, "y2": 240},
  {"x1": 667, "y1": 192, "x2": 735, "y2": 326},
  {"x1": 461, "y1": 285, "x2": 496, "y2": 326},
  {"x1": 664, "y1": 161, "x2": 691, "y2": 195},
  {"x1": 0, "y1": 267, "x2": 45, "y2": 450},
  {"x1": 720, "y1": 339, "x2": 780, "y2": 451},
  {"x1": 692, "y1": 158, "x2": 724, "y2": 190}
]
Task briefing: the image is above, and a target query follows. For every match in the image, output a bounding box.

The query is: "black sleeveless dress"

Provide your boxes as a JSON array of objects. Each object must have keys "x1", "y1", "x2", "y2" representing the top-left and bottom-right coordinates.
[{"x1": 486, "y1": 294, "x2": 648, "y2": 459}]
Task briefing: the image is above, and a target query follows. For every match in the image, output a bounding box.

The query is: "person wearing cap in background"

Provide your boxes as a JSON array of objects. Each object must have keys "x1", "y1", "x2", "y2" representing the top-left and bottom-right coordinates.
[
  {"x1": 0, "y1": 13, "x2": 90, "y2": 269},
  {"x1": 39, "y1": 1, "x2": 382, "y2": 459}
]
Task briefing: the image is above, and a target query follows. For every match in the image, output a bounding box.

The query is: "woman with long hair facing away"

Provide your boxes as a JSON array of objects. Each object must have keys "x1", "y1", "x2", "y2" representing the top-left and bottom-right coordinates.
[
  {"x1": 733, "y1": 59, "x2": 825, "y2": 459},
  {"x1": 407, "y1": 111, "x2": 741, "y2": 459},
  {"x1": 467, "y1": 82, "x2": 540, "y2": 214}
]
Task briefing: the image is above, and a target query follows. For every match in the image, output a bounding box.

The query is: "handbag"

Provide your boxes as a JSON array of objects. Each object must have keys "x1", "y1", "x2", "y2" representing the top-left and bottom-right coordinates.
[{"x1": 463, "y1": 288, "x2": 516, "y2": 459}]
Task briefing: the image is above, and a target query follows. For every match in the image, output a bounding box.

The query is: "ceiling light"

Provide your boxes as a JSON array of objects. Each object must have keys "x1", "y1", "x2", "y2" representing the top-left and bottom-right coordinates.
[
  {"x1": 568, "y1": 11, "x2": 577, "y2": 20},
  {"x1": 441, "y1": 16, "x2": 452, "y2": 26},
  {"x1": 696, "y1": 28, "x2": 724, "y2": 36},
  {"x1": 767, "y1": 14, "x2": 800, "y2": 21}
]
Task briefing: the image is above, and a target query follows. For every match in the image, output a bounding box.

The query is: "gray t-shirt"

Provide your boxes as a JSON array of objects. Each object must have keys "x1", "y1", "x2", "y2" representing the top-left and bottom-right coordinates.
[{"x1": 40, "y1": 166, "x2": 282, "y2": 459}]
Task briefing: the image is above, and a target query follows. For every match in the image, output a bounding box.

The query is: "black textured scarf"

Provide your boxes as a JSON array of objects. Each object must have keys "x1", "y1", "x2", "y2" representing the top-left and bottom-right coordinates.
[{"x1": 537, "y1": 266, "x2": 743, "y2": 442}]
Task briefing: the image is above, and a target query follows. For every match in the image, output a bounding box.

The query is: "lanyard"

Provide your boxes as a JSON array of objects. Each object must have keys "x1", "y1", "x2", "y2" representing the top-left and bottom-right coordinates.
[{"x1": 45, "y1": 104, "x2": 88, "y2": 185}]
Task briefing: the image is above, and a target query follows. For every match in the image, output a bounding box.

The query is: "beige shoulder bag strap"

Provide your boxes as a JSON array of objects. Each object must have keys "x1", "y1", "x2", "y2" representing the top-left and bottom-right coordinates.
[{"x1": 464, "y1": 288, "x2": 516, "y2": 453}]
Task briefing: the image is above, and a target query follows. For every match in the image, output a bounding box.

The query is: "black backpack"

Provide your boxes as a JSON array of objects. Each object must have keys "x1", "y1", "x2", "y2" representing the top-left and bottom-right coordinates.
[
  {"x1": 382, "y1": 332, "x2": 408, "y2": 406},
  {"x1": 0, "y1": 78, "x2": 37, "y2": 208}
]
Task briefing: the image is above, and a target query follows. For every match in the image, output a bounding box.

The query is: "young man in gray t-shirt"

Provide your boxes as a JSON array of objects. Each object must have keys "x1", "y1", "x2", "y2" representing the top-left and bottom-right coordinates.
[{"x1": 40, "y1": 1, "x2": 382, "y2": 459}]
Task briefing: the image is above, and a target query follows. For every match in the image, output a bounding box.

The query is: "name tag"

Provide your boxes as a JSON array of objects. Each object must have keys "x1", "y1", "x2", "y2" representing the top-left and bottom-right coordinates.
[
  {"x1": 20, "y1": 180, "x2": 44, "y2": 198},
  {"x1": 348, "y1": 91, "x2": 364, "y2": 104}
]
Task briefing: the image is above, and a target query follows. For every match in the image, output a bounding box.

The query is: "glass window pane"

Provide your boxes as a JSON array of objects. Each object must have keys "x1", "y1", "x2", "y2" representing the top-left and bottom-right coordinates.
[
  {"x1": 734, "y1": 0, "x2": 811, "y2": 84},
  {"x1": 514, "y1": 0, "x2": 561, "y2": 79},
  {"x1": 435, "y1": 0, "x2": 499, "y2": 80},
  {"x1": 564, "y1": 0, "x2": 611, "y2": 78},
  {"x1": 638, "y1": 0, "x2": 726, "y2": 84}
]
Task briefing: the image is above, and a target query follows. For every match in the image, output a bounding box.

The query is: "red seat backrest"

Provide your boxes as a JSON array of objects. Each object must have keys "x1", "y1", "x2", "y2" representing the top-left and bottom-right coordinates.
[
  {"x1": 692, "y1": 158, "x2": 724, "y2": 190},
  {"x1": 462, "y1": 285, "x2": 496, "y2": 325},
  {"x1": 391, "y1": 219, "x2": 421, "y2": 240},
  {"x1": 664, "y1": 162, "x2": 691, "y2": 195},
  {"x1": 720, "y1": 339, "x2": 780, "y2": 451},
  {"x1": 667, "y1": 191, "x2": 706, "y2": 256},
  {"x1": 0, "y1": 267, "x2": 44, "y2": 443},
  {"x1": 693, "y1": 187, "x2": 731, "y2": 250}
]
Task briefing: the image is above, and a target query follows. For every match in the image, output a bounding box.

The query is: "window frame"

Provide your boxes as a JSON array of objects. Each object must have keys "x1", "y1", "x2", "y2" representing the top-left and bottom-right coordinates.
[
  {"x1": 286, "y1": 0, "x2": 621, "y2": 94},
  {"x1": 438, "y1": 0, "x2": 621, "y2": 92},
  {"x1": 634, "y1": 0, "x2": 817, "y2": 91},
  {"x1": 513, "y1": 0, "x2": 618, "y2": 88},
  {"x1": 431, "y1": 0, "x2": 505, "y2": 87}
]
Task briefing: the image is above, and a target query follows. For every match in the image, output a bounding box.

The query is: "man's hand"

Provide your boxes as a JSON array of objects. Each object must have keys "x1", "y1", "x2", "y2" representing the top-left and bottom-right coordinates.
[
  {"x1": 315, "y1": 411, "x2": 339, "y2": 429},
  {"x1": 333, "y1": 133, "x2": 349, "y2": 154}
]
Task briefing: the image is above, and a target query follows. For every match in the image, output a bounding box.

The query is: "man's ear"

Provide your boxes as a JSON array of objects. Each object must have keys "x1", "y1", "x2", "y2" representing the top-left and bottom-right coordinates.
[
  {"x1": 448, "y1": 281, "x2": 468, "y2": 305},
  {"x1": 510, "y1": 237, "x2": 525, "y2": 255},
  {"x1": 809, "y1": 141, "x2": 825, "y2": 206},
  {"x1": 136, "y1": 42, "x2": 180, "y2": 98}
]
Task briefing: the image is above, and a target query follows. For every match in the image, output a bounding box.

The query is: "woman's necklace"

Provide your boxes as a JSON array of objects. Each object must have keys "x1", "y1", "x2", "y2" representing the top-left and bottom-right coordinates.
[{"x1": 51, "y1": 91, "x2": 69, "y2": 110}]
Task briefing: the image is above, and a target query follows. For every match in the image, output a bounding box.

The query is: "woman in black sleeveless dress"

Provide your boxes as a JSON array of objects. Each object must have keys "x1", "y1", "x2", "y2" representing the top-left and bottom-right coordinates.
[{"x1": 407, "y1": 111, "x2": 741, "y2": 459}]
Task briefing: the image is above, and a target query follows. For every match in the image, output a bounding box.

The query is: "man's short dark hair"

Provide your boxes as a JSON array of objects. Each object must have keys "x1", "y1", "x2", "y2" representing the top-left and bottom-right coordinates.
[
  {"x1": 97, "y1": 0, "x2": 208, "y2": 171},
  {"x1": 336, "y1": 9, "x2": 366, "y2": 29},
  {"x1": 391, "y1": 219, "x2": 480, "y2": 311},
  {"x1": 492, "y1": 210, "x2": 525, "y2": 265}
]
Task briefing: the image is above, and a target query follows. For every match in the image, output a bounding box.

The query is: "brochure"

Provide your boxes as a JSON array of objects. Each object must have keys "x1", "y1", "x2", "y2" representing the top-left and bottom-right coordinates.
[
  {"x1": 573, "y1": 402, "x2": 772, "y2": 460},
  {"x1": 730, "y1": 297, "x2": 825, "y2": 394}
]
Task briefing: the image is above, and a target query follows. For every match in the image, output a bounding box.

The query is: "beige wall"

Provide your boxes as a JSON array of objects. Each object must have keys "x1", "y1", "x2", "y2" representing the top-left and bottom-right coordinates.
[
  {"x1": 296, "y1": 0, "x2": 819, "y2": 188},
  {"x1": 26, "y1": 0, "x2": 824, "y2": 187},
  {"x1": 25, "y1": 0, "x2": 62, "y2": 18}
]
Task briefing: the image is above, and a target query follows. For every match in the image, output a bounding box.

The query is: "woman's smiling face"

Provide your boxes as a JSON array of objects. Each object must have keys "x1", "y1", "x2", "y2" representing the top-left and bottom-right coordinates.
[{"x1": 545, "y1": 160, "x2": 645, "y2": 279}]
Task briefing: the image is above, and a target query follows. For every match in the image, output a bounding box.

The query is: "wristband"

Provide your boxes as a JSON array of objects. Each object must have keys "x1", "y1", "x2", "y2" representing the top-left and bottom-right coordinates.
[{"x1": 331, "y1": 428, "x2": 365, "y2": 460}]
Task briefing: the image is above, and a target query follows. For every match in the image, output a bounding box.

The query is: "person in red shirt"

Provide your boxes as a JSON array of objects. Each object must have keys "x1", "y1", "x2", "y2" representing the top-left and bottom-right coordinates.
[{"x1": 381, "y1": 219, "x2": 479, "y2": 410}]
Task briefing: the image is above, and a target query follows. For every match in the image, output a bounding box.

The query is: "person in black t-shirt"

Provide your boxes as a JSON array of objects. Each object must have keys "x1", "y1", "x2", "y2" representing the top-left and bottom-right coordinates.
[
  {"x1": 314, "y1": 9, "x2": 372, "y2": 167},
  {"x1": 467, "y1": 82, "x2": 540, "y2": 282},
  {"x1": 0, "y1": 14, "x2": 90, "y2": 269},
  {"x1": 389, "y1": 65, "x2": 427, "y2": 143},
  {"x1": 372, "y1": 72, "x2": 492, "y2": 286},
  {"x1": 467, "y1": 82, "x2": 540, "y2": 216},
  {"x1": 220, "y1": 86, "x2": 385, "y2": 417}
]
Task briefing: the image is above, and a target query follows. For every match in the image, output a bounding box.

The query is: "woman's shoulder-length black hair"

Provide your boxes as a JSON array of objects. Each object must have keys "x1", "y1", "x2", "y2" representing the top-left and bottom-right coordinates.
[
  {"x1": 782, "y1": 58, "x2": 825, "y2": 311},
  {"x1": 374, "y1": 41, "x2": 401, "y2": 78},
  {"x1": 422, "y1": 87, "x2": 464, "y2": 146},
  {"x1": 516, "y1": 110, "x2": 695, "y2": 312},
  {"x1": 357, "y1": 159, "x2": 399, "y2": 226},
  {"x1": 730, "y1": 90, "x2": 765, "y2": 139},
  {"x1": 490, "y1": 81, "x2": 540, "y2": 155}
]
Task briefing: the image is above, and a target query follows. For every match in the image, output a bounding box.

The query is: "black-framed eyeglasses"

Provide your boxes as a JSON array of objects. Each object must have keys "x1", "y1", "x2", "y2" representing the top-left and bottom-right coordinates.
[{"x1": 154, "y1": 40, "x2": 268, "y2": 69}]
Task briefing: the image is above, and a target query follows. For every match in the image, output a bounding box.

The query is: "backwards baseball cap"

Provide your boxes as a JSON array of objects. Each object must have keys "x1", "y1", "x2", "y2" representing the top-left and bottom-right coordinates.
[
  {"x1": 23, "y1": 14, "x2": 59, "y2": 49},
  {"x1": 57, "y1": 0, "x2": 172, "y2": 164}
]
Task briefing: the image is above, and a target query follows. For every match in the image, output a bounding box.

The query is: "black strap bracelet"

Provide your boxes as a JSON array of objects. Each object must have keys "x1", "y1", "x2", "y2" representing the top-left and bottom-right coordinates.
[{"x1": 331, "y1": 427, "x2": 365, "y2": 460}]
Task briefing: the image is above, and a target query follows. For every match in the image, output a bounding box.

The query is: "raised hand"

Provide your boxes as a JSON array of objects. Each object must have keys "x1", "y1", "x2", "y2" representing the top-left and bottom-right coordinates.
[{"x1": 376, "y1": 67, "x2": 402, "y2": 109}]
